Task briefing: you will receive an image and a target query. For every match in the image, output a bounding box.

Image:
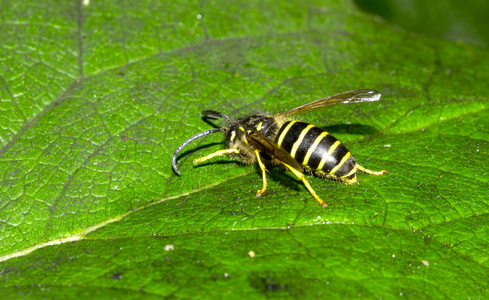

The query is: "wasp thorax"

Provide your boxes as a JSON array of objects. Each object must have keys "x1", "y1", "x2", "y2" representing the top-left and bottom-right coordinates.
[
  {"x1": 240, "y1": 115, "x2": 278, "y2": 136},
  {"x1": 225, "y1": 114, "x2": 278, "y2": 154}
]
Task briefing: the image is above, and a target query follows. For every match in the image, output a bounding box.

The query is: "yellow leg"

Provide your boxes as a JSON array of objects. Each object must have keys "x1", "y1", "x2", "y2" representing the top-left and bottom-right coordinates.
[
  {"x1": 339, "y1": 166, "x2": 358, "y2": 184},
  {"x1": 282, "y1": 163, "x2": 328, "y2": 207},
  {"x1": 356, "y1": 164, "x2": 387, "y2": 176},
  {"x1": 193, "y1": 149, "x2": 240, "y2": 164},
  {"x1": 343, "y1": 175, "x2": 358, "y2": 184},
  {"x1": 254, "y1": 150, "x2": 268, "y2": 196}
]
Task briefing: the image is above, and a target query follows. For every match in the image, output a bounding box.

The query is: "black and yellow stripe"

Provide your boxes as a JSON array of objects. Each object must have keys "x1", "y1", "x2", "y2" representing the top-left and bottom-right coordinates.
[{"x1": 275, "y1": 121, "x2": 356, "y2": 180}]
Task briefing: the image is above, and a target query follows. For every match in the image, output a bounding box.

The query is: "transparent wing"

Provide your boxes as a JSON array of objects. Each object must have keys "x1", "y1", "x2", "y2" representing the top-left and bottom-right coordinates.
[
  {"x1": 274, "y1": 89, "x2": 381, "y2": 119},
  {"x1": 248, "y1": 133, "x2": 303, "y2": 172}
]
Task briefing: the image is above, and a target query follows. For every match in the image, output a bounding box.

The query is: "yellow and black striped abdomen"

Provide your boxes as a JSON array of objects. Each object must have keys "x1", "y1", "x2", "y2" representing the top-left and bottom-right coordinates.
[{"x1": 275, "y1": 121, "x2": 356, "y2": 180}]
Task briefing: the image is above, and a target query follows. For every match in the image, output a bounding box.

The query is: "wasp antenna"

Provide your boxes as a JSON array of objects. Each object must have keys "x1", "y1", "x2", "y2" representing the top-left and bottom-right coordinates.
[
  {"x1": 172, "y1": 128, "x2": 223, "y2": 175},
  {"x1": 202, "y1": 110, "x2": 230, "y2": 120}
]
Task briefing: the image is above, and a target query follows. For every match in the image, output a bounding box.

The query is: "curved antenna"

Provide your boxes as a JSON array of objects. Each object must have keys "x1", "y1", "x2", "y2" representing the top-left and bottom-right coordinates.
[
  {"x1": 172, "y1": 128, "x2": 223, "y2": 175},
  {"x1": 202, "y1": 110, "x2": 230, "y2": 120}
]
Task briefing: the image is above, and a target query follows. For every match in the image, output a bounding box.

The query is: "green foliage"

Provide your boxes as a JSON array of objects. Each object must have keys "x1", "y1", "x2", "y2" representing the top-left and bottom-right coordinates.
[
  {"x1": 1, "y1": 0, "x2": 488, "y2": 298},
  {"x1": 355, "y1": 0, "x2": 489, "y2": 48}
]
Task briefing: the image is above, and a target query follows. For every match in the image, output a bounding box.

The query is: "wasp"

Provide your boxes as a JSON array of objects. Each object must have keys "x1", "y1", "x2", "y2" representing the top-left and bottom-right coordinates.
[{"x1": 172, "y1": 89, "x2": 387, "y2": 207}]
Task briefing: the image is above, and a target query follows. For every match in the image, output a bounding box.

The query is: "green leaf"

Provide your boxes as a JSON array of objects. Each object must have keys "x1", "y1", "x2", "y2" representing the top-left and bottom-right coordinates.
[
  {"x1": 1, "y1": 0, "x2": 488, "y2": 298},
  {"x1": 355, "y1": 0, "x2": 489, "y2": 48}
]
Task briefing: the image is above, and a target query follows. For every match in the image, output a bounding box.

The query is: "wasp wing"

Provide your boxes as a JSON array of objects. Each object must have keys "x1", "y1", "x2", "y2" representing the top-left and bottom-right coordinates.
[
  {"x1": 248, "y1": 133, "x2": 303, "y2": 172},
  {"x1": 275, "y1": 89, "x2": 381, "y2": 119}
]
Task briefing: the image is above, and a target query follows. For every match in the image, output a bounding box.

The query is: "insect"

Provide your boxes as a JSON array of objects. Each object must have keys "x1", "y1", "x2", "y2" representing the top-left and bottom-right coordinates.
[{"x1": 172, "y1": 89, "x2": 387, "y2": 207}]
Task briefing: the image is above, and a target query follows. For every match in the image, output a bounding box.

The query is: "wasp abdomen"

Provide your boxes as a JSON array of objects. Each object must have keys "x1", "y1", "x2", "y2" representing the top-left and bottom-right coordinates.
[{"x1": 275, "y1": 121, "x2": 356, "y2": 180}]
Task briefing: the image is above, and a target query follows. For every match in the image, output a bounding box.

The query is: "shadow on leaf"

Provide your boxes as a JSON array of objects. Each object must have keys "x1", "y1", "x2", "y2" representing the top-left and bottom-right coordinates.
[{"x1": 319, "y1": 123, "x2": 379, "y2": 136}]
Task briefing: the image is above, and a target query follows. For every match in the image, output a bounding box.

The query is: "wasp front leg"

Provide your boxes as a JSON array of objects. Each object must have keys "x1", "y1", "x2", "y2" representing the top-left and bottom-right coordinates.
[
  {"x1": 254, "y1": 149, "x2": 269, "y2": 197},
  {"x1": 193, "y1": 149, "x2": 240, "y2": 164}
]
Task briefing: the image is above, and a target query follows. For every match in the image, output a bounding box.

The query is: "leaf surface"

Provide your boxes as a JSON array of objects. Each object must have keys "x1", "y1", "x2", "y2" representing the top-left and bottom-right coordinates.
[{"x1": 1, "y1": 0, "x2": 488, "y2": 298}]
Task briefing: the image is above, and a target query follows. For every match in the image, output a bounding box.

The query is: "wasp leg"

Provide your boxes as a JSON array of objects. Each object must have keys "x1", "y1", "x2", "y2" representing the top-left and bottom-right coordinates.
[
  {"x1": 356, "y1": 164, "x2": 388, "y2": 176},
  {"x1": 254, "y1": 150, "x2": 269, "y2": 197},
  {"x1": 339, "y1": 166, "x2": 358, "y2": 184},
  {"x1": 193, "y1": 149, "x2": 240, "y2": 164},
  {"x1": 282, "y1": 163, "x2": 328, "y2": 207}
]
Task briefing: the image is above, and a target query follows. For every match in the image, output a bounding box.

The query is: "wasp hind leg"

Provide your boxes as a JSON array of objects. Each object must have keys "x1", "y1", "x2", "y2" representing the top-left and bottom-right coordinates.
[
  {"x1": 356, "y1": 164, "x2": 388, "y2": 176},
  {"x1": 254, "y1": 150, "x2": 270, "y2": 197},
  {"x1": 339, "y1": 167, "x2": 359, "y2": 185},
  {"x1": 193, "y1": 149, "x2": 240, "y2": 164},
  {"x1": 282, "y1": 163, "x2": 328, "y2": 207}
]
